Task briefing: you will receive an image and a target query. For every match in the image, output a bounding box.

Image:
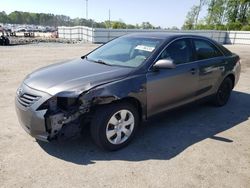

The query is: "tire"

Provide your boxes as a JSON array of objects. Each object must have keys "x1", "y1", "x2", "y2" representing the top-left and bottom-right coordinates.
[
  {"x1": 213, "y1": 77, "x2": 233, "y2": 107},
  {"x1": 90, "y1": 102, "x2": 139, "y2": 151}
]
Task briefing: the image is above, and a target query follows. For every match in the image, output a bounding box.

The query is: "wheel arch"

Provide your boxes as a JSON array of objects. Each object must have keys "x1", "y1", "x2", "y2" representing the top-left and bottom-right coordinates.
[
  {"x1": 92, "y1": 96, "x2": 145, "y2": 121},
  {"x1": 115, "y1": 97, "x2": 143, "y2": 121}
]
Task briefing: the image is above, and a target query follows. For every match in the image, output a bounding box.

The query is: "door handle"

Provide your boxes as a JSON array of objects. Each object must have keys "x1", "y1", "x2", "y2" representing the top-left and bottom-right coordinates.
[
  {"x1": 190, "y1": 68, "x2": 197, "y2": 75},
  {"x1": 219, "y1": 67, "x2": 225, "y2": 71}
]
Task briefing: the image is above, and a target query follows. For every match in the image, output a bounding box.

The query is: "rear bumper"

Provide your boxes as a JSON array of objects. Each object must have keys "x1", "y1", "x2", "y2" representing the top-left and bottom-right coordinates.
[{"x1": 15, "y1": 84, "x2": 52, "y2": 142}]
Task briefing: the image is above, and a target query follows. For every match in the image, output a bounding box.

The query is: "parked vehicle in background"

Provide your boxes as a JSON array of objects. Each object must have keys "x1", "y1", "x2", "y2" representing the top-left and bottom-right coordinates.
[
  {"x1": 0, "y1": 26, "x2": 10, "y2": 46},
  {"x1": 15, "y1": 33, "x2": 241, "y2": 150}
]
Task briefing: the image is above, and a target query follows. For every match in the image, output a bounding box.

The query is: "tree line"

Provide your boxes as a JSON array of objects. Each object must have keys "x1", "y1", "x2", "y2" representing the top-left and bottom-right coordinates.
[
  {"x1": 183, "y1": 0, "x2": 250, "y2": 30},
  {"x1": 0, "y1": 11, "x2": 160, "y2": 29}
]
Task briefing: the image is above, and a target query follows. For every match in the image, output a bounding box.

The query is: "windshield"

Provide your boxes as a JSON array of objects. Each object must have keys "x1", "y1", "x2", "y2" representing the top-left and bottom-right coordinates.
[{"x1": 86, "y1": 37, "x2": 163, "y2": 68}]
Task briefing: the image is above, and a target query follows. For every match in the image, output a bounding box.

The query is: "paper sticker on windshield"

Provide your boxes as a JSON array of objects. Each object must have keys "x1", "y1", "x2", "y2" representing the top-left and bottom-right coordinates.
[{"x1": 135, "y1": 45, "x2": 155, "y2": 52}]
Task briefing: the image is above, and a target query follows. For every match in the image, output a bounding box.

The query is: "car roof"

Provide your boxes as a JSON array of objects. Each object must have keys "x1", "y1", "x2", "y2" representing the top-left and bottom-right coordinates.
[{"x1": 124, "y1": 32, "x2": 212, "y2": 41}]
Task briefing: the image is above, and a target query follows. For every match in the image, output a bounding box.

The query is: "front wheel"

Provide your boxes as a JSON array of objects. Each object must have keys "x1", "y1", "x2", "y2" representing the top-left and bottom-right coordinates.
[
  {"x1": 213, "y1": 77, "x2": 233, "y2": 107},
  {"x1": 90, "y1": 102, "x2": 139, "y2": 151}
]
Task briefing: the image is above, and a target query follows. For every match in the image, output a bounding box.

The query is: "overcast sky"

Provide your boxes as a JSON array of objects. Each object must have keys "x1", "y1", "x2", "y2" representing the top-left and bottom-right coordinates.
[{"x1": 1, "y1": 0, "x2": 207, "y2": 28}]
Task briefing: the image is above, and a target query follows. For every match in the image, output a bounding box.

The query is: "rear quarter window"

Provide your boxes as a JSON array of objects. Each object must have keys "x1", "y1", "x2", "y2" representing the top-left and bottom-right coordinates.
[
  {"x1": 193, "y1": 39, "x2": 224, "y2": 60},
  {"x1": 218, "y1": 45, "x2": 233, "y2": 56}
]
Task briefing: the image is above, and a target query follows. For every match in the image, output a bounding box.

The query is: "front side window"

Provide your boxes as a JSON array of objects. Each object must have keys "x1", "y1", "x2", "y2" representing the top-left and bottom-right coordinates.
[
  {"x1": 87, "y1": 37, "x2": 163, "y2": 68},
  {"x1": 159, "y1": 39, "x2": 193, "y2": 65},
  {"x1": 193, "y1": 39, "x2": 223, "y2": 60}
]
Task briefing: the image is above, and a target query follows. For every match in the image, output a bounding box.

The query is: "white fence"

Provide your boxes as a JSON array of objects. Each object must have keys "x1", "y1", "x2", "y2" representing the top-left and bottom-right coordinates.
[
  {"x1": 58, "y1": 26, "x2": 94, "y2": 42},
  {"x1": 226, "y1": 31, "x2": 250, "y2": 44},
  {"x1": 58, "y1": 26, "x2": 250, "y2": 45}
]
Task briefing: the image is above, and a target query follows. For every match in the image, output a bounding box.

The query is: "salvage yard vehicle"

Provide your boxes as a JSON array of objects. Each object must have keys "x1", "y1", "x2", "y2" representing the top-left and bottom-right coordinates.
[
  {"x1": 15, "y1": 33, "x2": 241, "y2": 151},
  {"x1": 0, "y1": 33, "x2": 10, "y2": 46}
]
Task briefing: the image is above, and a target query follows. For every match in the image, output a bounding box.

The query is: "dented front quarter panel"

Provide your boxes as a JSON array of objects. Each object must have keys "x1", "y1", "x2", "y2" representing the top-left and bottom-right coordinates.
[
  {"x1": 79, "y1": 73, "x2": 147, "y2": 120},
  {"x1": 34, "y1": 73, "x2": 147, "y2": 141}
]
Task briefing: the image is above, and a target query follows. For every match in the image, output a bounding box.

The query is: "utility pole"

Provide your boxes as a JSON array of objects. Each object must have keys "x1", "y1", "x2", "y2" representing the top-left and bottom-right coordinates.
[
  {"x1": 86, "y1": 0, "x2": 88, "y2": 20},
  {"x1": 108, "y1": 9, "x2": 111, "y2": 41},
  {"x1": 109, "y1": 9, "x2": 111, "y2": 28}
]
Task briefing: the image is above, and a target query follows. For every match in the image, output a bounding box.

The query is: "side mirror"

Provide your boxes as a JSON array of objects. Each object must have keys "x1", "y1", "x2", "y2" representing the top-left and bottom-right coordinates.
[{"x1": 153, "y1": 59, "x2": 176, "y2": 69}]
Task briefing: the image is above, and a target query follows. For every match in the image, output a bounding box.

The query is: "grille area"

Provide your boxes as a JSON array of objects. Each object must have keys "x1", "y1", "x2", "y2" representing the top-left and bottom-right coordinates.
[{"x1": 17, "y1": 93, "x2": 40, "y2": 107}]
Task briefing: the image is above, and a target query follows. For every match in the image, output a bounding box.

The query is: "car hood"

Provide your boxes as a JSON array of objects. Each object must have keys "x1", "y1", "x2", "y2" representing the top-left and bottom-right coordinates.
[{"x1": 24, "y1": 58, "x2": 133, "y2": 95}]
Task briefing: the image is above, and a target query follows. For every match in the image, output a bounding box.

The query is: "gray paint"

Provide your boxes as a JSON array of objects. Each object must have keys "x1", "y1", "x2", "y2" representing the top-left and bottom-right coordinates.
[
  {"x1": 15, "y1": 33, "x2": 241, "y2": 141},
  {"x1": 24, "y1": 59, "x2": 133, "y2": 96}
]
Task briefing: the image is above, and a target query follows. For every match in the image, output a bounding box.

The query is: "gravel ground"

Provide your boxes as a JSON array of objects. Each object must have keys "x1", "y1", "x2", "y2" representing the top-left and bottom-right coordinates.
[{"x1": 0, "y1": 43, "x2": 249, "y2": 188}]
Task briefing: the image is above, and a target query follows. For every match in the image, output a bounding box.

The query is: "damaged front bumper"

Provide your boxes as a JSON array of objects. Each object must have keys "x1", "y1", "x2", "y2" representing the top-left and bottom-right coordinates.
[
  {"x1": 15, "y1": 84, "x2": 88, "y2": 142},
  {"x1": 15, "y1": 84, "x2": 51, "y2": 141},
  {"x1": 15, "y1": 103, "x2": 50, "y2": 142}
]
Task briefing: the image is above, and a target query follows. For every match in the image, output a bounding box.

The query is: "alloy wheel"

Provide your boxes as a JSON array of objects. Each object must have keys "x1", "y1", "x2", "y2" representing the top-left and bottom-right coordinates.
[{"x1": 106, "y1": 109, "x2": 135, "y2": 145}]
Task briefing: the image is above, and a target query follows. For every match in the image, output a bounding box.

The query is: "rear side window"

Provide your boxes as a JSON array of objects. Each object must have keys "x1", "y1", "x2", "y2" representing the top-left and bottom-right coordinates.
[
  {"x1": 193, "y1": 39, "x2": 223, "y2": 60},
  {"x1": 159, "y1": 39, "x2": 193, "y2": 65},
  {"x1": 219, "y1": 45, "x2": 232, "y2": 56}
]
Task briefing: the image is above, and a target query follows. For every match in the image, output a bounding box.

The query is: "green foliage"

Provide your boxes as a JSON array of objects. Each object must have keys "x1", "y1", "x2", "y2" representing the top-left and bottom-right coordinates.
[
  {"x1": 182, "y1": 5, "x2": 200, "y2": 29},
  {"x1": 102, "y1": 20, "x2": 126, "y2": 29},
  {"x1": 112, "y1": 21, "x2": 126, "y2": 29},
  {"x1": 140, "y1": 22, "x2": 154, "y2": 29},
  {"x1": 206, "y1": 0, "x2": 226, "y2": 25},
  {"x1": 126, "y1": 24, "x2": 136, "y2": 29},
  {"x1": 195, "y1": 24, "x2": 216, "y2": 30},
  {"x1": 0, "y1": 11, "x2": 158, "y2": 29},
  {"x1": 227, "y1": 22, "x2": 243, "y2": 30},
  {"x1": 0, "y1": 11, "x2": 9, "y2": 23},
  {"x1": 170, "y1": 26, "x2": 179, "y2": 30},
  {"x1": 241, "y1": 25, "x2": 250, "y2": 30},
  {"x1": 183, "y1": 0, "x2": 250, "y2": 31},
  {"x1": 216, "y1": 24, "x2": 227, "y2": 30}
]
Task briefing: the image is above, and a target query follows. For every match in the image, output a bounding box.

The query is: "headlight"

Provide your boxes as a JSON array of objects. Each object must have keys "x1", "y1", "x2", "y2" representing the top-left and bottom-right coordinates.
[{"x1": 36, "y1": 89, "x2": 89, "y2": 111}]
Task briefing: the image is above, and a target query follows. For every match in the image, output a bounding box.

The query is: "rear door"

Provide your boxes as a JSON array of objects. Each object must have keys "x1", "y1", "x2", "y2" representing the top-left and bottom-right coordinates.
[
  {"x1": 192, "y1": 39, "x2": 225, "y2": 98},
  {"x1": 146, "y1": 38, "x2": 199, "y2": 117}
]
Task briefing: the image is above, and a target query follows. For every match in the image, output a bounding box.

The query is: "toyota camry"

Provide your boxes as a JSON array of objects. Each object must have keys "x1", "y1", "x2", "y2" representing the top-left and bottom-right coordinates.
[{"x1": 15, "y1": 33, "x2": 241, "y2": 150}]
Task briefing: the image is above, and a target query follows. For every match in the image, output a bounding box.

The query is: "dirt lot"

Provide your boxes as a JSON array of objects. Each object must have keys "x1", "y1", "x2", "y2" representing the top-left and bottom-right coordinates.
[{"x1": 0, "y1": 43, "x2": 250, "y2": 188}]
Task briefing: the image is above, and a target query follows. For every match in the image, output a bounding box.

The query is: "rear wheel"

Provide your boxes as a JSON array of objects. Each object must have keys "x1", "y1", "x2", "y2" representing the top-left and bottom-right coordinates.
[
  {"x1": 90, "y1": 102, "x2": 139, "y2": 151},
  {"x1": 213, "y1": 77, "x2": 233, "y2": 106}
]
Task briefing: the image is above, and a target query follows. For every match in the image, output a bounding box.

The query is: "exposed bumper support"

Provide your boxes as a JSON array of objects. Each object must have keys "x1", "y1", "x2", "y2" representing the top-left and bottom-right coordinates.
[{"x1": 15, "y1": 83, "x2": 89, "y2": 142}]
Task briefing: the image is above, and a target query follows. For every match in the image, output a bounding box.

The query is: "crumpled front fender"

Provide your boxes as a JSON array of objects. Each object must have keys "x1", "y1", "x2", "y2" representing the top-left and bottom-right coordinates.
[{"x1": 79, "y1": 74, "x2": 147, "y2": 119}]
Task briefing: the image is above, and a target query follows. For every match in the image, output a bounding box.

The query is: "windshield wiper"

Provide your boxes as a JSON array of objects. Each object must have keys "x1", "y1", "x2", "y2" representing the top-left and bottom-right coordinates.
[
  {"x1": 87, "y1": 58, "x2": 112, "y2": 66},
  {"x1": 96, "y1": 60, "x2": 110, "y2": 65}
]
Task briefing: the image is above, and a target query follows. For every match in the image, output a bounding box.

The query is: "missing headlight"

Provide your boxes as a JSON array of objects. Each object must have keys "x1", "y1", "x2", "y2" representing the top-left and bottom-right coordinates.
[
  {"x1": 57, "y1": 97, "x2": 77, "y2": 110},
  {"x1": 37, "y1": 97, "x2": 78, "y2": 111},
  {"x1": 49, "y1": 97, "x2": 57, "y2": 111}
]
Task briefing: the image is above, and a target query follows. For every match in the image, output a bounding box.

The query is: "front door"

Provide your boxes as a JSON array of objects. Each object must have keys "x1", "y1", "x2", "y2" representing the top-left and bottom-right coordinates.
[{"x1": 146, "y1": 38, "x2": 199, "y2": 117}]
